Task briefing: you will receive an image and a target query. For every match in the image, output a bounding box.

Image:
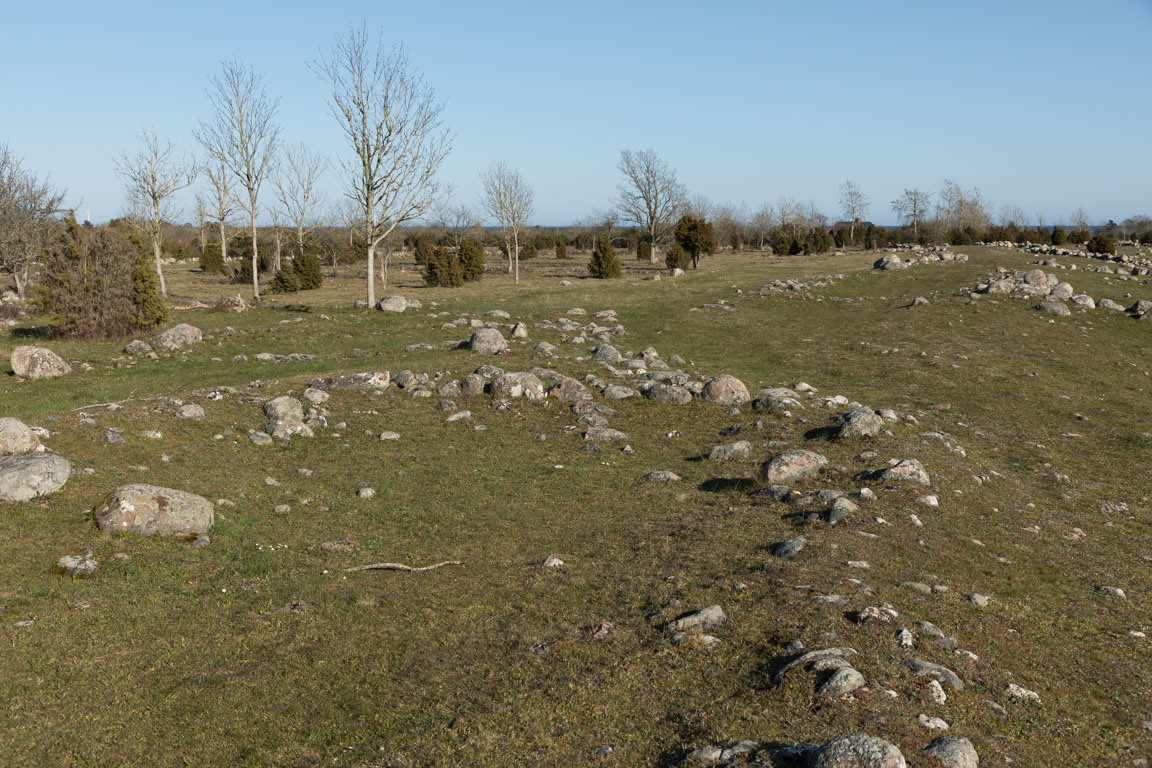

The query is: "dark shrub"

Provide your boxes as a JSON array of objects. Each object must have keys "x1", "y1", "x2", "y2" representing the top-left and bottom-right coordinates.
[
  {"x1": 588, "y1": 235, "x2": 621, "y2": 278},
  {"x1": 1087, "y1": 235, "x2": 1115, "y2": 255},
  {"x1": 36, "y1": 218, "x2": 168, "y2": 339}
]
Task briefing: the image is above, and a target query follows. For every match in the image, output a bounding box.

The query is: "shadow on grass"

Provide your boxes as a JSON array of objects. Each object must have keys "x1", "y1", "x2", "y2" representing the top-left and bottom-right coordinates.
[
  {"x1": 10, "y1": 325, "x2": 55, "y2": 340},
  {"x1": 802, "y1": 425, "x2": 839, "y2": 441},
  {"x1": 698, "y1": 476, "x2": 759, "y2": 493}
]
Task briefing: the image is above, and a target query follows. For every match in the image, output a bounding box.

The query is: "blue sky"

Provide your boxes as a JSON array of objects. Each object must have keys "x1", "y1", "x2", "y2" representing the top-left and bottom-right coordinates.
[{"x1": 1, "y1": 0, "x2": 1149, "y2": 226}]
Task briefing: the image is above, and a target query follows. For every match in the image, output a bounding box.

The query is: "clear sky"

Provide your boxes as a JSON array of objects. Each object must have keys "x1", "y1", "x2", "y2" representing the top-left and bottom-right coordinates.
[{"x1": 2, "y1": 0, "x2": 1149, "y2": 226}]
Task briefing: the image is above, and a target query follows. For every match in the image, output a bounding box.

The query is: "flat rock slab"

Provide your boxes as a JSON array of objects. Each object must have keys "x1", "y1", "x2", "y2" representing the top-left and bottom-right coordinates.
[
  {"x1": 0, "y1": 453, "x2": 71, "y2": 502},
  {"x1": 93, "y1": 484, "x2": 213, "y2": 535},
  {"x1": 309, "y1": 371, "x2": 390, "y2": 391},
  {"x1": 10, "y1": 346, "x2": 71, "y2": 379},
  {"x1": 902, "y1": 658, "x2": 964, "y2": 691}
]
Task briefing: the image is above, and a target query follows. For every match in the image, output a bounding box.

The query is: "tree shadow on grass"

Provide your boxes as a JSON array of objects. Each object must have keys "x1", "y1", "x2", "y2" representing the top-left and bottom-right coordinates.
[{"x1": 698, "y1": 476, "x2": 759, "y2": 493}]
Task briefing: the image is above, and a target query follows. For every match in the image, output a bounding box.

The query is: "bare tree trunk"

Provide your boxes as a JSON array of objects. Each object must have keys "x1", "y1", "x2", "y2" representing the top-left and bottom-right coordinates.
[
  {"x1": 14, "y1": 270, "x2": 26, "y2": 299},
  {"x1": 380, "y1": 246, "x2": 391, "y2": 292},
  {"x1": 648, "y1": 227, "x2": 658, "y2": 265},
  {"x1": 272, "y1": 228, "x2": 283, "y2": 273},
  {"x1": 513, "y1": 231, "x2": 519, "y2": 285},
  {"x1": 505, "y1": 237, "x2": 513, "y2": 274},
  {"x1": 366, "y1": 239, "x2": 376, "y2": 305},
  {"x1": 217, "y1": 220, "x2": 229, "y2": 260},
  {"x1": 250, "y1": 216, "x2": 260, "y2": 299},
  {"x1": 152, "y1": 238, "x2": 167, "y2": 297}
]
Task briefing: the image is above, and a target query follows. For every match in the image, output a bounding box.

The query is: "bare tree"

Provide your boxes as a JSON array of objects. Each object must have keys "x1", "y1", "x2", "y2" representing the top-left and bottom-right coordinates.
[
  {"x1": 436, "y1": 203, "x2": 479, "y2": 252},
  {"x1": 202, "y1": 160, "x2": 236, "y2": 273},
  {"x1": 314, "y1": 25, "x2": 452, "y2": 303},
  {"x1": 615, "y1": 148, "x2": 686, "y2": 264},
  {"x1": 0, "y1": 144, "x2": 65, "y2": 297},
  {"x1": 891, "y1": 188, "x2": 932, "y2": 240},
  {"x1": 712, "y1": 202, "x2": 747, "y2": 251},
  {"x1": 998, "y1": 204, "x2": 1028, "y2": 228},
  {"x1": 115, "y1": 129, "x2": 195, "y2": 297},
  {"x1": 750, "y1": 203, "x2": 774, "y2": 249},
  {"x1": 838, "y1": 180, "x2": 868, "y2": 243},
  {"x1": 275, "y1": 143, "x2": 327, "y2": 262},
  {"x1": 480, "y1": 162, "x2": 534, "y2": 284},
  {"x1": 193, "y1": 192, "x2": 209, "y2": 252},
  {"x1": 1070, "y1": 206, "x2": 1090, "y2": 232},
  {"x1": 195, "y1": 59, "x2": 280, "y2": 298}
]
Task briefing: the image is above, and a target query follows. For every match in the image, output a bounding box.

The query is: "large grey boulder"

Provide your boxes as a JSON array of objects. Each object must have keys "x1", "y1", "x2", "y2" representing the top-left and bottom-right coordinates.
[
  {"x1": 263, "y1": 396, "x2": 304, "y2": 422},
  {"x1": 10, "y1": 346, "x2": 71, "y2": 379},
  {"x1": 761, "y1": 450, "x2": 828, "y2": 485},
  {"x1": 490, "y1": 372, "x2": 545, "y2": 400},
  {"x1": 468, "y1": 328, "x2": 509, "y2": 354},
  {"x1": 879, "y1": 458, "x2": 931, "y2": 486},
  {"x1": 149, "y1": 324, "x2": 202, "y2": 353},
  {"x1": 921, "y1": 737, "x2": 979, "y2": 768},
  {"x1": 123, "y1": 339, "x2": 153, "y2": 356},
  {"x1": 874, "y1": 254, "x2": 908, "y2": 271},
  {"x1": 839, "y1": 407, "x2": 883, "y2": 438},
  {"x1": 376, "y1": 295, "x2": 408, "y2": 312},
  {"x1": 0, "y1": 454, "x2": 71, "y2": 502},
  {"x1": 92, "y1": 484, "x2": 213, "y2": 535},
  {"x1": 709, "y1": 440, "x2": 751, "y2": 461},
  {"x1": 701, "y1": 374, "x2": 750, "y2": 405},
  {"x1": 592, "y1": 344, "x2": 622, "y2": 363},
  {"x1": 645, "y1": 383, "x2": 692, "y2": 405},
  {"x1": 813, "y1": 735, "x2": 906, "y2": 768},
  {"x1": 0, "y1": 418, "x2": 43, "y2": 455}
]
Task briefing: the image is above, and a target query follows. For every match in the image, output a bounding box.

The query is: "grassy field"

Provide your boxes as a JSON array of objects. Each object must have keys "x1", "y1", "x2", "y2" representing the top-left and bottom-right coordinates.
[{"x1": 1, "y1": 245, "x2": 1151, "y2": 766}]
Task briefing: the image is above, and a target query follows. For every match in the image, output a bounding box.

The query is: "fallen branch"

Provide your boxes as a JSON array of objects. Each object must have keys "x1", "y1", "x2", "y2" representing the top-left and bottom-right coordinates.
[
  {"x1": 343, "y1": 560, "x2": 462, "y2": 573},
  {"x1": 69, "y1": 389, "x2": 142, "y2": 411}
]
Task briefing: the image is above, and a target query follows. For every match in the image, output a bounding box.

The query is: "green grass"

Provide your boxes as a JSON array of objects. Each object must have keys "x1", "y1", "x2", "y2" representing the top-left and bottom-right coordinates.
[{"x1": 1, "y1": 246, "x2": 1151, "y2": 766}]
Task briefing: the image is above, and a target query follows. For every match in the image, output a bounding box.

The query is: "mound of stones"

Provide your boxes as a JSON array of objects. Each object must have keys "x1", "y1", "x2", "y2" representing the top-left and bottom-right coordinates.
[
  {"x1": 0, "y1": 418, "x2": 70, "y2": 502},
  {"x1": 9, "y1": 345, "x2": 71, "y2": 379},
  {"x1": 970, "y1": 267, "x2": 1139, "y2": 317},
  {"x1": 682, "y1": 733, "x2": 978, "y2": 767},
  {"x1": 874, "y1": 247, "x2": 968, "y2": 271}
]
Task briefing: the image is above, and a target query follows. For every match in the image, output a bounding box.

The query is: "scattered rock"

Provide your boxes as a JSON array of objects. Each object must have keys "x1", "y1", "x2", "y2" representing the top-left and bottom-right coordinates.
[
  {"x1": 817, "y1": 666, "x2": 866, "y2": 698},
  {"x1": 55, "y1": 551, "x2": 98, "y2": 578},
  {"x1": 376, "y1": 295, "x2": 408, "y2": 312},
  {"x1": 92, "y1": 484, "x2": 214, "y2": 535},
  {"x1": 9, "y1": 346, "x2": 72, "y2": 380},
  {"x1": 0, "y1": 453, "x2": 71, "y2": 502},
  {"x1": 879, "y1": 459, "x2": 932, "y2": 486},
  {"x1": 812, "y1": 735, "x2": 907, "y2": 768},
  {"x1": 176, "y1": 404, "x2": 205, "y2": 420},
  {"x1": 701, "y1": 374, "x2": 750, "y2": 405},
  {"x1": 708, "y1": 440, "x2": 751, "y2": 461},
  {"x1": 761, "y1": 450, "x2": 829, "y2": 485},
  {"x1": 773, "y1": 536, "x2": 807, "y2": 559},
  {"x1": 0, "y1": 418, "x2": 43, "y2": 455},
  {"x1": 468, "y1": 328, "x2": 509, "y2": 354},
  {"x1": 149, "y1": 323, "x2": 202, "y2": 353},
  {"x1": 902, "y1": 658, "x2": 964, "y2": 691},
  {"x1": 921, "y1": 737, "x2": 978, "y2": 768},
  {"x1": 666, "y1": 605, "x2": 726, "y2": 633}
]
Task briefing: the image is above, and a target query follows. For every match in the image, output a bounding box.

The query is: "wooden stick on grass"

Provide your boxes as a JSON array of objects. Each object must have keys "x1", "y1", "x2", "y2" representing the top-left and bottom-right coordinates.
[{"x1": 343, "y1": 560, "x2": 462, "y2": 573}]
